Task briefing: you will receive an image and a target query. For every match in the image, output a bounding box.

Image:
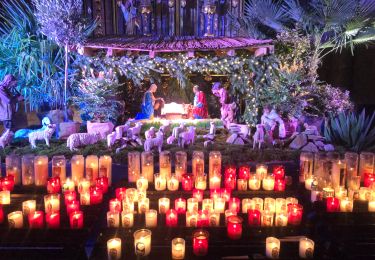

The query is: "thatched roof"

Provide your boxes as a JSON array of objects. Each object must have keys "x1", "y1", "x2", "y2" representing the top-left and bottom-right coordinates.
[{"x1": 84, "y1": 36, "x2": 272, "y2": 53}]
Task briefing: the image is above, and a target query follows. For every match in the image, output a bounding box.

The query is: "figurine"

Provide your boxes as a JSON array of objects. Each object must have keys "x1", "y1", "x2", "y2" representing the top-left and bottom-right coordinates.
[
  {"x1": 0, "y1": 129, "x2": 13, "y2": 148},
  {"x1": 261, "y1": 105, "x2": 286, "y2": 142},
  {"x1": 67, "y1": 132, "x2": 103, "y2": 151},
  {"x1": 252, "y1": 124, "x2": 265, "y2": 149},
  {"x1": 211, "y1": 82, "x2": 237, "y2": 128},
  {"x1": 127, "y1": 122, "x2": 143, "y2": 139},
  {"x1": 144, "y1": 130, "x2": 164, "y2": 152},
  {"x1": 107, "y1": 131, "x2": 117, "y2": 148},
  {"x1": 145, "y1": 127, "x2": 156, "y2": 140},
  {"x1": 115, "y1": 122, "x2": 130, "y2": 139},
  {"x1": 29, "y1": 124, "x2": 56, "y2": 149},
  {"x1": 178, "y1": 126, "x2": 196, "y2": 148},
  {"x1": 167, "y1": 123, "x2": 185, "y2": 144},
  {"x1": 203, "y1": 121, "x2": 216, "y2": 147},
  {"x1": 226, "y1": 123, "x2": 250, "y2": 145},
  {"x1": 159, "y1": 120, "x2": 171, "y2": 135}
]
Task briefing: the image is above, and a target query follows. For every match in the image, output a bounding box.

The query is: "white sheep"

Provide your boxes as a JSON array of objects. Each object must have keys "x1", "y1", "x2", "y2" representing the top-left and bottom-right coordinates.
[
  {"x1": 178, "y1": 126, "x2": 196, "y2": 148},
  {"x1": 253, "y1": 124, "x2": 265, "y2": 149},
  {"x1": 29, "y1": 124, "x2": 56, "y2": 149},
  {"x1": 107, "y1": 131, "x2": 117, "y2": 148},
  {"x1": 127, "y1": 122, "x2": 142, "y2": 139},
  {"x1": 144, "y1": 131, "x2": 164, "y2": 153},
  {"x1": 167, "y1": 123, "x2": 185, "y2": 144},
  {"x1": 67, "y1": 132, "x2": 102, "y2": 151},
  {"x1": 145, "y1": 127, "x2": 156, "y2": 140},
  {"x1": 0, "y1": 129, "x2": 13, "y2": 148}
]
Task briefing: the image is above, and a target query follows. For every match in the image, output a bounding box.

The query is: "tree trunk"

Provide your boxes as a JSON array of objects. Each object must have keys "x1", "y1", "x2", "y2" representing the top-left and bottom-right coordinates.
[{"x1": 64, "y1": 44, "x2": 69, "y2": 120}]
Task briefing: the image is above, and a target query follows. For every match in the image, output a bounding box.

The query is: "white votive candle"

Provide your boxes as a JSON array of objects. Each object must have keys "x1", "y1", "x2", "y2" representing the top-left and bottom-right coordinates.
[
  {"x1": 107, "y1": 238, "x2": 122, "y2": 260},
  {"x1": 266, "y1": 237, "x2": 280, "y2": 259},
  {"x1": 299, "y1": 237, "x2": 314, "y2": 259}
]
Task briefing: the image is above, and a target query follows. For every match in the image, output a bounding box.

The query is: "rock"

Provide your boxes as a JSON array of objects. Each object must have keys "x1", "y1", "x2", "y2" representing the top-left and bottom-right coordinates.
[
  {"x1": 233, "y1": 137, "x2": 245, "y2": 145},
  {"x1": 87, "y1": 121, "x2": 114, "y2": 137},
  {"x1": 307, "y1": 135, "x2": 325, "y2": 141},
  {"x1": 301, "y1": 142, "x2": 319, "y2": 153},
  {"x1": 289, "y1": 134, "x2": 307, "y2": 149},
  {"x1": 58, "y1": 122, "x2": 81, "y2": 139},
  {"x1": 324, "y1": 144, "x2": 335, "y2": 152},
  {"x1": 226, "y1": 134, "x2": 238, "y2": 144},
  {"x1": 47, "y1": 110, "x2": 65, "y2": 124},
  {"x1": 314, "y1": 140, "x2": 325, "y2": 148}
]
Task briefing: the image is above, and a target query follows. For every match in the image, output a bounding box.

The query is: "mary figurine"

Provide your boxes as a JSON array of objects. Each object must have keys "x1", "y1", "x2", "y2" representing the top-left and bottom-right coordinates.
[{"x1": 135, "y1": 84, "x2": 163, "y2": 120}]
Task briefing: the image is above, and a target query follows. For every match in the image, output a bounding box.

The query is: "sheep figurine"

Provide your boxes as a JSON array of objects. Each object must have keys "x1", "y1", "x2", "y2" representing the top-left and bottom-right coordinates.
[
  {"x1": 145, "y1": 127, "x2": 156, "y2": 140},
  {"x1": 107, "y1": 131, "x2": 117, "y2": 148},
  {"x1": 178, "y1": 126, "x2": 196, "y2": 148},
  {"x1": 203, "y1": 121, "x2": 216, "y2": 148},
  {"x1": 127, "y1": 122, "x2": 142, "y2": 139},
  {"x1": 167, "y1": 123, "x2": 185, "y2": 144},
  {"x1": 253, "y1": 124, "x2": 265, "y2": 149},
  {"x1": 0, "y1": 129, "x2": 14, "y2": 148},
  {"x1": 115, "y1": 123, "x2": 130, "y2": 139},
  {"x1": 159, "y1": 120, "x2": 171, "y2": 135},
  {"x1": 144, "y1": 130, "x2": 164, "y2": 152},
  {"x1": 67, "y1": 132, "x2": 103, "y2": 151},
  {"x1": 29, "y1": 124, "x2": 56, "y2": 149}
]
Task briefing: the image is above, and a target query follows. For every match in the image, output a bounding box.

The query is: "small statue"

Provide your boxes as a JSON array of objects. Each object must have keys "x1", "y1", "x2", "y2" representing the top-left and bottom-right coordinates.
[
  {"x1": 253, "y1": 124, "x2": 265, "y2": 149},
  {"x1": 107, "y1": 131, "x2": 117, "y2": 148},
  {"x1": 145, "y1": 127, "x2": 156, "y2": 140},
  {"x1": 0, "y1": 129, "x2": 14, "y2": 148},
  {"x1": 115, "y1": 122, "x2": 130, "y2": 139},
  {"x1": 127, "y1": 122, "x2": 143, "y2": 139},
  {"x1": 144, "y1": 130, "x2": 164, "y2": 152},
  {"x1": 66, "y1": 132, "x2": 103, "y2": 151},
  {"x1": 226, "y1": 123, "x2": 250, "y2": 145},
  {"x1": 261, "y1": 105, "x2": 286, "y2": 143},
  {"x1": 178, "y1": 126, "x2": 196, "y2": 148},
  {"x1": 29, "y1": 124, "x2": 56, "y2": 149},
  {"x1": 159, "y1": 120, "x2": 171, "y2": 135},
  {"x1": 203, "y1": 121, "x2": 216, "y2": 147},
  {"x1": 167, "y1": 123, "x2": 185, "y2": 144},
  {"x1": 211, "y1": 82, "x2": 237, "y2": 128}
]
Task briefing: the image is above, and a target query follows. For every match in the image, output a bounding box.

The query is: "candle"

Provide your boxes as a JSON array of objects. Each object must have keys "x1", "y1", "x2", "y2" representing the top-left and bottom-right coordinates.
[
  {"x1": 96, "y1": 176, "x2": 109, "y2": 194},
  {"x1": 80, "y1": 192, "x2": 90, "y2": 205},
  {"x1": 154, "y1": 173, "x2": 167, "y2": 191},
  {"x1": 137, "y1": 190, "x2": 147, "y2": 203},
  {"x1": 251, "y1": 197, "x2": 264, "y2": 211},
  {"x1": 78, "y1": 179, "x2": 90, "y2": 194},
  {"x1": 66, "y1": 200, "x2": 80, "y2": 215},
  {"x1": 202, "y1": 199, "x2": 213, "y2": 212},
  {"x1": 359, "y1": 152, "x2": 374, "y2": 181},
  {"x1": 46, "y1": 212, "x2": 60, "y2": 228},
  {"x1": 47, "y1": 177, "x2": 61, "y2": 194},
  {"x1": 145, "y1": 209, "x2": 158, "y2": 228},
  {"x1": 262, "y1": 175, "x2": 275, "y2": 191},
  {"x1": 227, "y1": 215, "x2": 243, "y2": 240},
  {"x1": 300, "y1": 152, "x2": 314, "y2": 183},
  {"x1": 125, "y1": 188, "x2": 138, "y2": 202},
  {"x1": 275, "y1": 211, "x2": 288, "y2": 227},
  {"x1": 193, "y1": 229, "x2": 209, "y2": 256},
  {"x1": 136, "y1": 175, "x2": 149, "y2": 191},
  {"x1": 6, "y1": 155, "x2": 21, "y2": 185},
  {"x1": 1, "y1": 191, "x2": 11, "y2": 205},
  {"x1": 141, "y1": 151, "x2": 153, "y2": 183},
  {"x1": 261, "y1": 210, "x2": 274, "y2": 227},
  {"x1": 299, "y1": 237, "x2": 315, "y2": 259},
  {"x1": 138, "y1": 198, "x2": 150, "y2": 214},
  {"x1": 359, "y1": 187, "x2": 371, "y2": 201},
  {"x1": 209, "y1": 151, "x2": 221, "y2": 179},
  {"x1": 62, "y1": 178, "x2": 75, "y2": 192},
  {"x1": 345, "y1": 152, "x2": 359, "y2": 182},
  {"x1": 134, "y1": 229, "x2": 152, "y2": 257},
  {"x1": 34, "y1": 156, "x2": 48, "y2": 186},
  {"x1": 171, "y1": 238, "x2": 185, "y2": 260},
  {"x1": 274, "y1": 178, "x2": 286, "y2": 191},
  {"x1": 304, "y1": 177, "x2": 314, "y2": 190},
  {"x1": 115, "y1": 187, "x2": 127, "y2": 200},
  {"x1": 195, "y1": 175, "x2": 207, "y2": 190},
  {"x1": 264, "y1": 198, "x2": 276, "y2": 213},
  {"x1": 69, "y1": 211, "x2": 83, "y2": 229},
  {"x1": 109, "y1": 198, "x2": 122, "y2": 213},
  {"x1": 28, "y1": 211, "x2": 44, "y2": 228},
  {"x1": 22, "y1": 155, "x2": 34, "y2": 185},
  {"x1": 99, "y1": 155, "x2": 112, "y2": 185},
  {"x1": 256, "y1": 164, "x2": 268, "y2": 179},
  {"x1": 160, "y1": 151, "x2": 172, "y2": 179},
  {"x1": 237, "y1": 179, "x2": 248, "y2": 191},
  {"x1": 192, "y1": 151, "x2": 205, "y2": 177},
  {"x1": 364, "y1": 172, "x2": 375, "y2": 188},
  {"x1": 287, "y1": 203, "x2": 303, "y2": 225},
  {"x1": 221, "y1": 188, "x2": 231, "y2": 202},
  {"x1": 107, "y1": 211, "x2": 120, "y2": 227},
  {"x1": 1, "y1": 175, "x2": 14, "y2": 191},
  {"x1": 193, "y1": 189, "x2": 204, "y2": 202},
  {"x1": 181, "y1": 174, "x2": 193, "y2": 191},
  {"x1": 8, "y1": 211, "x2": 23, "y2": 228},
  {"x1": 197, "y1": 210, "x2": 209, "y2": 227},
  {"x1": 209, "y1": 211, "x2": 220, "y2": 227},
  {"x1": 122, "y1": 199, "x2": 134, "y2": 213},
  {"x1": 228, "y1": 197, "x2": 240, "y2": 213},
  {"x1": 241, "y1": 198, "x2": 252, "y2": 213},
  {"x1": 248, "y1": 209, "x2": 261, "y2": 226},
  {"x1": 158, "y1": 197, "x2": 170, "y2": 214},
  {"x1": 85, "y1": 156, "x2": 98, "y2": 185},
  {"x1": 166, "y1": 209, "x2": 178, "y2": 227},
  {"x1": 273, "y1": 165, "x2": 285, "y2": 180},
  {"x1": 128, "y1": 151, "x2": 141, "y2": 182},
  {"x1": 286, "y1": 197, "x2": 298, "y2": 205},
  {"x1": 187, "y1": 198, "x2": 199, "y2": 213},
  {"x1": 266, "y1": 237, "x2": 280, "y2": 259},
  {"x1": 209, "y1": 174, "x2": 221, "y2": 189},
  {"x1": 369, "y1": 200, "x2": 375, "y2": 212},
  {"x1": 52, "y1": 155, "x2": 66, "y2": 181},
  {"x1": 275, "y1": 198, "x2": 287, "y2": 213},
  {"x1": 186, "y1": 211, "x2": 198, "y2": 227},
  {"x1": 335, "y1": 186, "x2": 347, "y2": 199},
  {"x1": 107, "y1": 238, "x2": 122, "y2": 260},
  {"x1": 121, "y1": 210, "x2": 134, "y2": 228},
  {"x1": 248, "y1": 174, "x2": 261, "y2": 190},
  {"x1": 239, "y1": 165, "x2": 250, "y2": 180},
  {"x1": 90, "y1": 186, "x2": 103, "y2": 204},
  {"x1": 224, "y1": 165, "x2": 237, "y2": 190},
  {"x1": 340, "y1": 197, "x2": 354, "y2": 212},
  {"x1": 71, "y1": 155, "x2": 84, "y2": 185},
  {"x1": 326, "y1": 197, "x2": 340, "y2": 212},
  {"x1": 22, "y1": 200, "x2": 36, "y2": 216},
  {"x1": 311, "y1": 190, "x2": 322, "y2": 202},
  {"x1": 175, "y1": 198, "x2": 186, "y2": 214},
  {"x1": 332, "y1": 158, "x2": 346, "y2": 190},
  {"x1": 214, "y1": 197, "x2": 225, "y2": 213},
  {"x1": 44, "y1": 194, "x2": 60, "y2": 214},
  {"x1": 167, "y1": 175, "x2": 179, "y2": 191},
  {"x1": 323, "y1": 187, "x2": 335, "y2": 198},
  {"x1": 175, "y1": 151, "x2": 187, "y2": 180}
]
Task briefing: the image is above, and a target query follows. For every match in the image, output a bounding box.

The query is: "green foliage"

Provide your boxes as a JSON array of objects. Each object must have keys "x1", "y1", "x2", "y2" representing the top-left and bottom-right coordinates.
[{"x1": 324, "y1": 110, "x2": 375, "y2": 152}]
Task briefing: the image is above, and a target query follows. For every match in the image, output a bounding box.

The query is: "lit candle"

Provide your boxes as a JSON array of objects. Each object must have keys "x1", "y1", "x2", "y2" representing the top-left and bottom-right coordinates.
[
  {"x1": 154, "y1": 174, "x2": 167, "y2": 191},
  {"x1": 340, "y1": 197, "x2": 354, "y2": 212},
  {"x1": 299, "y1": 237, "x2": 315, "y2": 259},
  {"x1": 193, "y1": 229, "x2": 209, "y2": 256},
  {"x1": 62, "y1": 178, "x2": 75, "y2": 192},
  {"x1": 187, "y1": 198, "x2": 199, "y2": 213},
  {"x1": 138, "y1": 198, "x2": 150, "y2": 214},
  {"x1": 239, "y1": 165, "x2": 250, "y2": 180},
  {"x1": 66, "y1": 200, "x2": 80, "y2": 215},
  {"x1": 128, "y1": 151, "x2": 141, "y2": 183},
  {"x1": 251, "y1": 197, "x2": 264, "y2": 211},
  {"x1": 71, "y1": 155, "x2": 84, "y2": 185},
  {"x1": 1, "y1": 175, "x2": 14, "y2": 191},
  {"x1": 359, "y1": 187, "x2": 371, "y2": 201},
  {"x1": 264, "y1": 197, "x2": 276, "y2": 213},
  {"x1": 137, "y1": 190, "x2": 147, "y2": 203},
  {"x1": 175, "y1": 151, "x2": 187, "y2": 180},
  {"x1": 158, "y1": 197, "x2": 170, "y2": 214},
  {"x1": 80, "y1": 192, "x2": 90, "y2": 205},
  {"x1": 202, "y1": 199, "x2": 213, "y2": 212},
  {"x1": 78, "y1": 179, "x2": 90, "y2": 194},
  {"x1": 52, "y1": 155, "x2": 66, "y2": 181},
  {"x1": 266, "y1": 237, "x2": 280, "y2": 259},
  {"x1": 107, "y1": 211, "x2": 120, "y2": 227},
  {"x1": 256, "y1": 164, "x2": 268, "y2": 179},
  {"x1": 21, "y1": 155, "x2": 34, "y2": 185},
  {"x1": 181, "y1": 174, "x2": 193, "y2": 191},
  {"x1": 122, "y1": 199, "x2": 134, "y2": 213},
  {"x1": 248, "y1": 209, "x2": 261, "y2": 226},
  {"x1": 209, "y1": 151, "x2": 221, "y2": 179},
  {"x1": 221, "y1": 188, "x2": 231, "y2": 202},
  {"x1": 241, "y1": 198, "x2": 252, "y2": 213},
  {"x1": 121, "y1": 210, "x2": 134, "y2": 228},
  {"x1": 248, "y1": 174, "x2": 261, "y2": 190},
  {"x1": 262, "y1": 175, "x2": 275, "y2": 191},
  {"x1": 133, "y1": 229, "x2": 152, "y2": 257},
  {"x1": 326, "y1": 197, "x2": 340, "y2": 212},
  {"x1": 115, "y1": 187, "x2": 127, "y2": 201},
  {"x1": 109, "y1": 198, "x2": 122, "y2": 213},
  {"x1": 209, "y1": 211, "x2": 220, "y2": 227},
  {"x1": 192, "y1": 151, "x2": 205, "y2": 178},
  {"x1": 96, "y1": 176, "x2": 109, "y2": 194},
  {"x1": 166, "y1": 209, "x2": 178, "y2": 227},
  {"x1": 46, "y1": 212, "x2": 60, "y2": 228},
  {"x1": 174, "y1": 198, "x2": 186, "y2": 214},
  {"x1": 8, "y1": 211, "x2": 23, "y2": 228},
  {"x1": 186, "y1": 211, "x2": 198, "y2": 227},
  {"x1": 364, "y1": 172, "x2": 375, "y2": 188},
  {"x1": 261, "y1": 210, "x2": 274, "y2": 227},
  {"x1": 34, "y1": 155, "x2": 48, "y2": 186},
  {"x1": 369, "y1": 200, "x2": 375, "y2": 212},
  {"x1": 224, "y1": 165, "x2": 237, "y2": 190},
  {"x1": 28, "y1": 211, "x2": 44, "y2": 228},
  {"x1": 99, "y1": 155, "x2": 112, "y2": 186},
  {"x1": 197, "y1": 210, "x2": 209, "y2": 227},
  {"x1": 107, "y1": 238, "x2": 122, "y2": 260},
  {"x1": 193, "y1": 189, "x2": 204, "y2": 202},
  {"x1": 85, "y1": 155, "x2": 98, "y2": 184},
  {"x1": 227, "y1": 215, "x2": 243, "y2": 240},
  {"x1": 228, "y1": 197, "x2": 240, "y2": 213},
  {"x1": 275, "y1": 211, "x2": 288, "y2": 227},
  {"x1": 300, "y1": 152, "x2": 314, "y2": 183},
  {"x1": 171, "y1": 237, "x2": 185, "y2": 260},
  {"x1": 304, "y1": 177, "x2": 314, "y2": 190},
  {"x1": 237, "y1": 179, "x2": 248, "y2": 191},
  {"x1": 22, "y1": 200, "x2": 36, "y2": 216},
  {"x1": 69, "y1": 211, "x2": 83, "y2": 229},
  {"x1": 47, "y1": 177, "x2": 61, "y2": 194},
  {"x1": 141, "y1": 151, "x2": 153, "y2": 183},
  {"x1": 275, "y1": 198, "x2": 287, "y2": 213},
  {"x1": 274, "y1": 178, "x2": 286, "y2": 191},
  {"x1": 209, "y1": 174, "x2": 221, "y2": 189},
  {"x1": 214, "y1": 197, "x2": 225, "y2": 213},
  {"x1": 136, "y1": 175, "x2": 149, "y2": 191},
  {"x1": 323, "y1": 187, "x2": 335, "y2": 198},
  {"x1": 195, "y1": 175, "x2": 207, "y2": 190},
  {"x1": 89, "y1": 186, "x2": 103, "y2": 204},
  {"x1": 273, "y1": 165, "x2": 285, "y2": 180},
  {"x1": 125, "y1": 188, "x2": 138, "y2": 202},
  {"x1": 335, "y1": 186, "x2": 347, "y2": 199},
  {"x1": 6, "y1": 155, "x2": 21, "y2": 185},
  {"x1": 287, "y1": 203, "x2": 303, "y2": 225},
  {"x1": 167, "y1": 175, "x2": 179, "y2": 191},
  {"x1": 145, "y1": 209, "x2": 158, "y2": 228},
  {"x1": 359, "y1": 152, "x2": 374, "y2": 181},
  {"x1": 286, "y1": 197, "x2": 298, "y2": 205},
  {"x1": 44, "y1": 194, "x2": 60, "y2": 214},
  {"x1": 160, "y1": 151, "x2": 172, "y2": 179}
]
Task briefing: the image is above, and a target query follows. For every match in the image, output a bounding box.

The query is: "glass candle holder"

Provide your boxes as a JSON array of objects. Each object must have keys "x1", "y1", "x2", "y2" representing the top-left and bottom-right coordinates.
[
  {"x1": 160, "y1": 151, "x2": 172, "y2": 179},
  {"x1": 89, "y1": 186, "x2": 103, "y2": 204},
  {"x1": 47, "y1": 177, "x2": 61, "y2": 194},
  {"x1": 209, "y1": 174, "x2": 221, "y2": 190},
  {"x1": 264, "y1": 197, "x2": 276, "y2": 213},
  {"x1": 99, "y1": 155, "x2": 112, "y2": 186},
  {"x1": 107, "y1": 238, "x2": 122, "y2": 260},
  {"x1": 96, "y1": 176, "x2": 108, "y2": 194},
  {"x1": 6, "y1": 155, "x2": 21, "y2": 185},
  {"x1": 80, "y1": 192, "x2": 90, "y2": 206},
  {"x1": 192, "y1": 151, "x2": 205, "y2": 178},
  {"x1": 134, "y1": 229, "x2": 152, "y2": 257},
  {"x1": 214, "y1": 197, "x2": 225, "y2": 213},
  {"x1": 262, "y1": 175, "x2": 275, "y2": 191},
  {"x1": 202, "y1": 198, "x2": 213, "y2": 212},
  {"x1": 228, "y1": 197, "x2": 240, "y2": 213},
  {"x1": 71, "y1": 155, "x2": 84, "y2": 185},
  {"x1": 175, "y1": 198, "x2": 186, "y2": 214},
  {"x1": 238, "y1": 165, "x2": 250, "y2": 180},
  {"x1": 299, "y1": 152, "x2": 314, "y2": 183},
  {"x1": 85, "y1": 155, "x2": 98, "y2": 185},
  {"x1": 69, "y1": 211, "x2": 83, "y2": 229},
  {"x1": 187, "y1": 198, "x2": 199, "y2": 213},
  {"x1": 186, "y1": 210, "x2": 198, "y2": 227},
  {"x1": 0, "y1": 190, "x2": 11, "y2": 205},
  {"x1": 322, "y1": 187, "x2": 335, "y2": 199},
  {"x1": 241, "y1": 198, "x2": 252, "y2": 213},
  {"x1": 109, "y1": 198, "x2": 122, "y2": 213},
  {"x1": 195, "y1": 175, "x2": 207, "y2": 190},
  {"x1": 275, "y1": 198, "x2": 287, "y2": 213},
  {"x1": 44, "y1": 194, "x2": 60, "y2": 214},
  {"x1": 154, "y1": 173, "x2": 167, "y2": 191},
  {"x1": 227, "y1": 215, "x2": 243, "y2": 240},
  {"x1": 286, "y1": 197, "x2": 298, "y2": 205},
  {"x1": 266, "y1": 237, "x2": 280, "y2": 259},
  {"x1": 210, "y1": 188, "x2": 221, "y2": 200},
  {"x1": 136, "y1": 175, "x2": 149, "y2": 191},
  {"x1": 124, "y1": 188, "x2": 136, "y2": 202},
  {"x1": 167, "y1": 175, "x2": 179, "y2": 191},
  {"x1": 175, "y1": 151, "x2": 187, "y2": 180},
  {"x1": 78, "y1": 179, "x2": 90, "y2": 194},
  {"x1": 181, "y1": 174, "x2": 193, "y2": 191},
  {"x1": 46, "y1": 212, "x2": 60, "y2": 228},
  {"x1": 209, "y1": 211, "x2": 220, "y2": 227},
  {"x1": 248, "y1": 174, "x2": 261, "y2": 190},
  {"x1": 273, "y1": 165, "x2": 285, "y2": 180},
  {"x1": 34, "y1": 155, "x2": 48, "y2": 186},
  {"x1": 138, "y1": 198, "x2": 150, "y2": 214},
  {"x1": 209, "y1": 151, "x2": 221, "y2": 178},
  {"x1": 275, "y1": 211, "x2": 288, "y2": 227},
  {"x1": 1, "y1": 175, "x2": 14, "y2": 191},
  {"x1": 121, "y1": 210, "x2": 134, "y2": 228},
  {"x1": 359, "y1": 152, "x2": 374, "y2": 181},
  {"x1": 340, "y1": 197, "x2": 354, "y2": 212},
  {"x1": 197, "y1": 210, "x2": 209, "y2": 227},
  {"x1": 62, "y1": 178, "x2": 75, "y2": 192},
  {"x1": 66, "y1": 200, "x2": 80, "y2": 216},
  {"x1": 193, "y1": 189, "x2": 204, "y2": 202},
  {"x1": 193, "y1": 229, "x2": 209, "y2": 256},
  {"x1": 299, "y1": 237, "x2": 315, "y2": 259},
  {"x1": 171, "y1": 237, "x2": 185, "y2": 260},
  {"x1": 145, "y1": 209, "x2": 158, "y2": 228},
  {"x1": 248, "y1": 209, "x2": 261, "y2": 226},
  {"x1": 274, "y1": 178, "x2": 286, "y2": 191},
  {"x1": 166, "y1": 209, "x2": 178, "y2": 227},
  {"x1": 326, "y1": 197, "x2": 340, "y2": 212},
  {"x1": 22, "y1": 155, "x2": 34, "y2": 185},
  {"x1": 287, "y1": 203, "x2": 303, "y2": 225},
  {"x1": 52, "y1": 155, "x2": 66, "y2": 181},
  {"x1": 359, "y1": 187, "x2": 371, "y2": 201},
  {"x1": 345, "y1": 152, "x2": 359, "y2": 182},
  {"x1": 22, "y1": 200, "x2": 36, "y2": 216},
  {"x1": 8, "y1": 211, "x2": 23, "y2": 228},
  {"x1": 256, "y1": 164, "x2": 268, "y2": 180},
  {"x1": 251, "y1": 197, "x2": 264, "y2": 211},
  {"x1": 237, "y1": 179, "x2": 248, "y2": 191},
  {"x1": 122, "y1": 200, "x2": 135, "y2": 213},
  {"x1": 261, "y1": 210, "x2": 274, "y2": 227},
  {"x1": 158, "y1": 197, "x2": 170, "y2": 214},
  {"x1": 128, "y1": 151, "x2": 141, "y2": 183},
  {"x1": 141, "y1": 151, "x2": 153, "y2": 182},
  {"x1": 364, "y1": 172, "x2": 375, "y2": 188}
]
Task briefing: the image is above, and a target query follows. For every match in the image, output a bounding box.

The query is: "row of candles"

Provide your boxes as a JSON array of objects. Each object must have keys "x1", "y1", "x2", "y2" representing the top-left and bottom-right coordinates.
[{"x1": 107, "y1": 232, "x2": 315, "y2": 259}]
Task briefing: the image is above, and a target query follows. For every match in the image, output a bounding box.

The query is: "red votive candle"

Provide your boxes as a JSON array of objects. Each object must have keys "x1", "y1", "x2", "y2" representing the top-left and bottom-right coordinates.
[
  {"x1": 109, "y1": 198, "x2": 122, "y2": 213},
  {"x1": 326, "y1": 197, "x2": 340, "y2": 212},
  {"x1": 197, "y1": 210, "x2": 209, "y2": 227},
  {"x1": 166, "y1": 209, "x2": 178, "y2": 227},
  {"x1": 228, "y1": 197, "x2": 241, "y2": 213},
  {"x1": 239, "y1": 165, "x2": 250, "y2": 180},
  {"x1": 193, "y1": 189, "x2": 204, "y2": 202},
  {"x1": 274, "y1": 178, "x2": 286, "y2": 191},
  {"x1": 210, "y1": 189, "x2": 221, "y2": 200},
  {"x1": 193, "y1": 229, "x2": 209, "y2": 256},
  {"x1": 64, "y1": 190, "x2": 77, "y2": 205},
  {"x1": 174, "y1": 198, "x2": 186, "y2": 214},
  {"x1": 224, "y1": 175, "x2": 236, "y2": 190},
  {"x1": 1, "y1": 175, "x2": 14, "y2": 191},
  {"x1": 46, "y1": 212, "x2": 60, "y2": 228},
  {"x1": 66, "y1": 200, "x2": 80, "y2": 216},
  {"x1": 89, "y1": 186, "x2": 103, "y2": 204},
  {"x1": 182, "y1": 174, "x2": 193, "y2": 191},
  {"x1": 248, "y1": 209, "x2": 261, "y2": 226},
  {"x1": 28, "y1": 211, "x2": 44, "y2": 228},
  {"x1": 0, "y1": 205, "x2": 3, "y2": 223},
  {"x1": 115, "y1": 187, "x2": 127, "y2": 200},
  {"x1": 227, "y1": 215, "x2": 243, "y2": 240},
  {"x1": 95, "y1": 176, "x2": 109, "y2": 193},
  {"x1": 273, "y1": 165, "x2": 285, "y2": 180},
  {"x1": 224, "y1": 165, "x2": 236, "y2": 178},
  {"x1": 364, "y1": 172, "x2": 375, "y2": 187},
  {"x1": 221, "y1": 188, "x2": 231, "y2": 202},
  {"x1": 47, "y1": 177, "x2": 61, "y2": 194},
  {"x1": 287, "y1": 203, "x2": 303, "y2": 225},
  {"x1": 69, "y1": 211, "x2": 83, "y2": 229}
]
